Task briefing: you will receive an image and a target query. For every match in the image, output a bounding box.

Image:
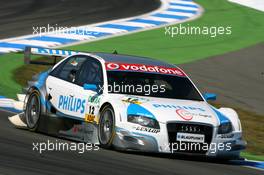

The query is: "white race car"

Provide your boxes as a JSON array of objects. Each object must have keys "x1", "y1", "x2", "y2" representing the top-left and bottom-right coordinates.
[{"x1": 12, "y1": 47, "x2": 246, "y2": 159}]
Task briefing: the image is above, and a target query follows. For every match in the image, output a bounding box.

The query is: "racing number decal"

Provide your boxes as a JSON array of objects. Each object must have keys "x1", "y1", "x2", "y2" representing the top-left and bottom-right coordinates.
[
  {"x1": 88, "y1": 106, "x2": 95, "y2": 114},
  {"x1": 85, "y1": 95, "x2": 102, "y2": 123},
  {"x1": 85, "y1": 106, "x2": 96, "y2": 123}
]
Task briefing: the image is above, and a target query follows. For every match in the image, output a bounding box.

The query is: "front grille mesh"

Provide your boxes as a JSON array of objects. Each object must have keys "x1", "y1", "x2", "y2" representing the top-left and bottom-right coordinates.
[{"x1": 167, "y1": 123, "x2": 213, "y2": 154}]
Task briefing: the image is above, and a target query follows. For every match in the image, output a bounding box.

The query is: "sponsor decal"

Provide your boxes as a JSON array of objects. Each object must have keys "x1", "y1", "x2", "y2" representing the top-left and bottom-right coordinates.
[
  {"x1": 32, "y1": 47, "x2": 79, "y2": 57},
  {"x1": 105, "y1": 62, "x2": 186, "y2": 77},
  {"x1": 85, "y1": 105, "x2": 99, "y2": 123},
  {"x1": 176, "y1": 132, "x2": 205, "y2": 143},
  {"x1": 123, "y1": 98, "x2": 142, "y2": 104},
  {"x1": 122, "y1": 96, "x2": 150, "y2": 105},
  {"x1": 88, "y1": 95, "x2": 101, "y2": 105},
  {"x1": 58, "y1": 95, "x2": 85, "y2": 114},
  {"x1": 85, "y1": 114, "x2": 96, "y2": 123},
  {"x1": 176, "y1": 109, "x2": 193, "y2": 120},
  {"x1": 197, "y1": 113, "x2": 212, "y2": 118},
  {"x1": 217, "y1": 133, "x2": 234, "y2": 139},
  {"x1": 135, "y1": 126, "x2": 160, "y2": 133},
  {"x1": 153, "y1": 104, "x2": 205, "y2": 112},
  {"x1": 106, "y1": 63, "x2": 119, "y2": 70}
]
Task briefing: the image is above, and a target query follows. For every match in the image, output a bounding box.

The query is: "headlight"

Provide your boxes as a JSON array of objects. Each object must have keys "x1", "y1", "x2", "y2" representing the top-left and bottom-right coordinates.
[
  {"x1": 127, "y1": 115, "x2": 160, "y2": 129},
  {"x1": 218, "y1": 122, "x2": 233, "y2": 134}
]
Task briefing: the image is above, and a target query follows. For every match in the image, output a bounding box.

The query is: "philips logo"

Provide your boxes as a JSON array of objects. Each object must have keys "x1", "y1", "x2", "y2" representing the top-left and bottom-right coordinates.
[
  {"x1": 58, "y1": 95, "x2": 86, "y2": 114},
  {"x1": 152, "y1": 104, "x2": 205, "y2": 112}
]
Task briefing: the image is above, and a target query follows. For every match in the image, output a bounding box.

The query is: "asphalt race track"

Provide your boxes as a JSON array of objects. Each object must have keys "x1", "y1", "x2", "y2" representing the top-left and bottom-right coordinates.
[
  {"x1": 0, "y1": 110, "x2": 262, "y2": 175},
  {"x1": 0, "y1": 0, "x2": 263, "y2": 174},
  {"x1": 0, "y1": 0, "x2": 160, "y2": 39},
  {"x1": 181, "y1": 43, "x2": 264, "y2": 115}
]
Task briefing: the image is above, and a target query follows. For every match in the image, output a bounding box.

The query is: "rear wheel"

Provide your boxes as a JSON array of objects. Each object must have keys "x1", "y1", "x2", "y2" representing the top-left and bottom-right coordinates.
[
  {"x1": 25, "y1": 90, "x2": 41, "y2": 131},
  {"x1": 98, "y1": 105, "x2": 115, "y2": 148}
]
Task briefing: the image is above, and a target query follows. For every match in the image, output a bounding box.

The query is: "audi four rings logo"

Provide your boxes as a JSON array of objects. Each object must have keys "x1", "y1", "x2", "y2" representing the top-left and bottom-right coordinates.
[
  {"x1": 176, "y1": 109, "x2": 193, "y2": 120},
  {"x1": 106, "y1": 63, "x2": 120, "y2": 70},
  {"x1": 180, "y1": 125, "x2": 201, "y2": 133}
]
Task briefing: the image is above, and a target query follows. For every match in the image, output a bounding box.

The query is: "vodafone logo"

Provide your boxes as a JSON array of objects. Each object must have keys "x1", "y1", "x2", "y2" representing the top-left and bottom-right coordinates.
[
  {"x1": 106, "y1": 63, "x2": 119, "y2": 70},
  {"x1": 105, "y1": 62, "x2": 186, "y2": 77},
  {"x1": 176, "y1": 109, "x2": 193, "y2": 120}
]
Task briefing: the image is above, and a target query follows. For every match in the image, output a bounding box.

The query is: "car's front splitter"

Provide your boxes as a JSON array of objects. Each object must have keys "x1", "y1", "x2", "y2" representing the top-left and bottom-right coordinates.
[{"x1": 113, "y1": 124, "x2": 246, "y2": 159}]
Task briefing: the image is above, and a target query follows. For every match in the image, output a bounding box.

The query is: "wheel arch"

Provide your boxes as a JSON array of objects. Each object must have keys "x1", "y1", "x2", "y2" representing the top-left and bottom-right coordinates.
[
  {"x1": 23, "y1": 70, "x2": 50, "y2": 113},
  {"x1": 98, "y1": 102, "x2": 116, "y2": 148},
  {"x1": 24, "y1": 86, "x2": 47, "y2": 116},
  {"x1": 99, "y1": 101, "x2": 124, "y2": 125},
  {"x1": 99, "y1": 102, "x2": 113, "y2": 113}
]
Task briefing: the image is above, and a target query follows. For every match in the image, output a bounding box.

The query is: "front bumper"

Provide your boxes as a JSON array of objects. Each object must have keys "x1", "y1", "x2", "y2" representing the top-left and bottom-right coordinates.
[
  {"x1": 113, "y1": 122, "x2": 246, "y2": 159},
  {"x1": 207, "y1": 133, "x2": 246, "y2": 158},
  {"x1": 113, "y1": 127, "x2": 159, "y2": 152}
]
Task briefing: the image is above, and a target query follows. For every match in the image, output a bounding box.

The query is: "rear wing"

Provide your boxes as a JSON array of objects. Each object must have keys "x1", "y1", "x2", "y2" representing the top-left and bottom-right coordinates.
[{"x1": 24, "y1": 46, "x2": 81, "y2": 65}]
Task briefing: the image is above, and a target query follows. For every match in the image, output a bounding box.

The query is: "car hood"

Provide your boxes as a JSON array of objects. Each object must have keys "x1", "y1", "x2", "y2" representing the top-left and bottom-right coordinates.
[{"x1": 109, "y1": 94, "x2": 220, "y2": 126}]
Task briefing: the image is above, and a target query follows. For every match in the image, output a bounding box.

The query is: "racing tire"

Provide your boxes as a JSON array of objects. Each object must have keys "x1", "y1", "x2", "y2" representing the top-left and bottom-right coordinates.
[
  {"x1": 25, "y1": 90, "x2": 41, "y2": 131},
  {"x1": 98, "y1": 105, "x2": 115, "y2": 149}
]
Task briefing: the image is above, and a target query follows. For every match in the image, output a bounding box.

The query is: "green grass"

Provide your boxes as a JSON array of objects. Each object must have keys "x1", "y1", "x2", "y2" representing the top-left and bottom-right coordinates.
[
  {"x1": 0, "y1": 53, "x2": 41, "y2": 98},
  {"x1": 0, "y1": 53, "x2": 24, "y2": 98},
  {"x1": 241, "y1": 152, "x2": 264, "y2": 161},
  {"x1": 0, "y1": 0, "x2": 264, "y2": 159},
  {"x1": 1, "y1": 0, "x2": 264, "y2": 97},
  {"x1": 65, "y1": 0, "x2": 264, "y2": 63},
  {"x1": 211, "y1": 103, "x2": 264, "y2": 157}
]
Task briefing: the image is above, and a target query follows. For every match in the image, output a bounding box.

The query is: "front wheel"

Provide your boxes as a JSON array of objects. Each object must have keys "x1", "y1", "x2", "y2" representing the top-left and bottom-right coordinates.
[
  {"x1": 25, "y1": 90, "x2": 41, "y2": 131},
  {"x1": 98, "y1": 105, "x2": 115, "y2": 148}
]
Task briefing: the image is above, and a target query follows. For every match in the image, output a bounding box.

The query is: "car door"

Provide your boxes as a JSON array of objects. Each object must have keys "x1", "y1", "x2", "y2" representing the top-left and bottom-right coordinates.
[
  {"x1": 46, "y1": 55, "x2": 87, "y2": 118},
  {"x1": 73, "y1": 57, "x2": 104, "y2": 122}
]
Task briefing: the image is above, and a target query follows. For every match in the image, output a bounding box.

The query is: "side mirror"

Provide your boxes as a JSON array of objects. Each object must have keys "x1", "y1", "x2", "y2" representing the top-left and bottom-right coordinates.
[
  {"x1": 83, "y1": 83, "x2": 97, "y2": 91},
  {"x1": 203, "y1": 93, "x2": 217, "y2": 101}
]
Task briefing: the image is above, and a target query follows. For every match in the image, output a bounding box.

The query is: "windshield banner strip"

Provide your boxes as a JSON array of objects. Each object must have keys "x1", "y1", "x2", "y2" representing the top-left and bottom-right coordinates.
[{"x1": 105, "y1": 62, "x2": 186, "y2": 77}]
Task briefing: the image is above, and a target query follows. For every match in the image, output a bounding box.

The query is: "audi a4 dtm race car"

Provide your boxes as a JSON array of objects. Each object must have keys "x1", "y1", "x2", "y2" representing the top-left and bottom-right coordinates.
[{"x1": 10, "y1": 47, "x2": 246, "y2": 159}]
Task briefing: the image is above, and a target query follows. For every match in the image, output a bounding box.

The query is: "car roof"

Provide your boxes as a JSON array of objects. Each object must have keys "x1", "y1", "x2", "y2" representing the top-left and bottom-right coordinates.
[{"x1": 92, "y1": 52, "x2": 177, "y2": 68}]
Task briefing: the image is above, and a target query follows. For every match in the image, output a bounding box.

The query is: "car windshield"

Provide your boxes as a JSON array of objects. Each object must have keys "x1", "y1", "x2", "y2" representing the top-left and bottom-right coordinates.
[{"x1": 106, "y1": 71, "x2": 203, "y2": 101}]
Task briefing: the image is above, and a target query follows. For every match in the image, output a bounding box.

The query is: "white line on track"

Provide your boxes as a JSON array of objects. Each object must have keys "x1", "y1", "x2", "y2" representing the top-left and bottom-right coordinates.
[
  {"x1": 116, "y1": 21, "x2": 156, "y2": 28},
  {"x1": 169, "y1": 5, "x2": 198, "y2": 11},
  {"x1": 170, "y1": 0, "x2": 197, "y2": 5},
  {"x1": 46, "y1": 33, "x2": 96, "y2": 40},
  {"x1": 0, "y1": 0, "x2": 203, "y2": 53},
  {"x1": 8, "y1": 40, "x2": 60, "y2": 47},
  {"x1": 160, "y1": 11, "x2": 195, "y2": 17}
]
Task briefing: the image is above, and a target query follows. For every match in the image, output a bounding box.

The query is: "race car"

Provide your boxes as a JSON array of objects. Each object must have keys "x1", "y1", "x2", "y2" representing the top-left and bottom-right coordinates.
[{"x1": 11, "y1": 46, "x2": 246, "y2": 159}]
